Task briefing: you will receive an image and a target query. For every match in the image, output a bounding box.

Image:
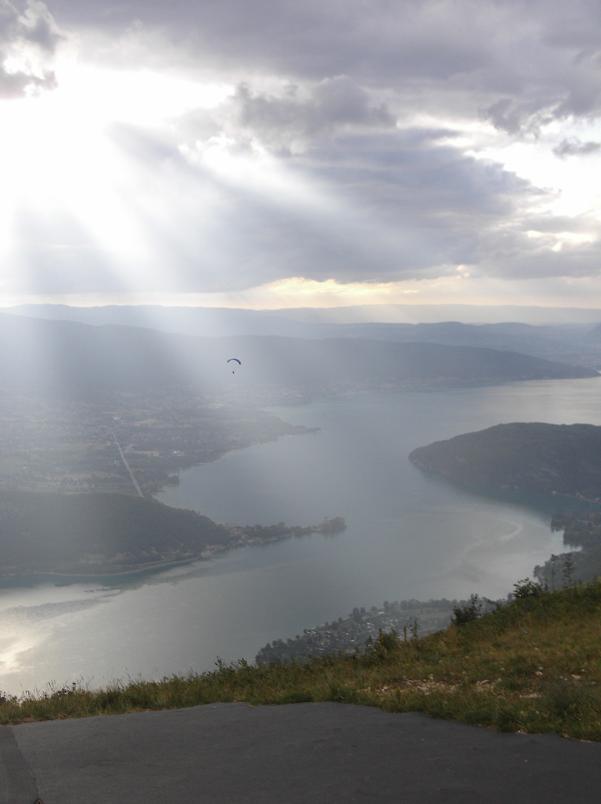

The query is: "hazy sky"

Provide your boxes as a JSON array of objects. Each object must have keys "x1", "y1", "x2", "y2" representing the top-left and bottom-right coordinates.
[{"x1": 2, "y1": 0, "x2": 601, "y2": 308}]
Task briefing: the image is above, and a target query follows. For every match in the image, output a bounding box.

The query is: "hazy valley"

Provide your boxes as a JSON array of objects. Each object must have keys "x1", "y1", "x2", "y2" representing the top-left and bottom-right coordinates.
[
  {"x1": 1, "y1": 304, "x2": 601, "y2": 695},
  {"x1": 7, "y1": 2, "x2": 601, "y2": 794}
]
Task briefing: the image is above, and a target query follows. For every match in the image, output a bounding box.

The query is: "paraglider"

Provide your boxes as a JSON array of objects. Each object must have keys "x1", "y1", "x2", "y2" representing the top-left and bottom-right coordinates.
[{"x1": 227, "y1": 357, "x2": 242, "y2": 374}]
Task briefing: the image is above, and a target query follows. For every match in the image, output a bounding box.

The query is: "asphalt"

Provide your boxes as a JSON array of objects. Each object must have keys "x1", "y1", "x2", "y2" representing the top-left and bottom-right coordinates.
[{"x1": 1, "y1": 702, "x2": 601, "y2": 803}]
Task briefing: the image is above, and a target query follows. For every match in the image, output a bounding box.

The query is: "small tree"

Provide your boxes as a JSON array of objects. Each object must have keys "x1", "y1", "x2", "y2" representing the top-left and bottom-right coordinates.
[
  {"x1": 367, "y1": 629, "x2": 401, "y2": 662},
  {"x1": 513, "y1": 578, "x2": 544, "y2": 599},
  {"x1": 452, "y1": 594, "x2": 482, "y2": 626}
]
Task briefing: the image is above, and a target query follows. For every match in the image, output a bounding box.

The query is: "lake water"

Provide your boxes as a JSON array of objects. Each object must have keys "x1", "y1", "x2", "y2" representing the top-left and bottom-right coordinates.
[{"x1": 1, "y1": 378, "x2": 600, "y2": 694}]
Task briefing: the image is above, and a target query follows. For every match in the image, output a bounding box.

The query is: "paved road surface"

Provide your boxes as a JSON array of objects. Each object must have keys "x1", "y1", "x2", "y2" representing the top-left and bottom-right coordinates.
[
  {"x1": 1, "y1": 702, "x2": 601, "y2": 803},
  {"x1": 111, "y1": 431, "x2": 144, "y2": 498}
]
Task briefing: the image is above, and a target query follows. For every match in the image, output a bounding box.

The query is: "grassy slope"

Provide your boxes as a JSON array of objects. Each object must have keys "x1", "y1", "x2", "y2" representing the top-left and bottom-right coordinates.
[{"x1": 3, "y1": 582, "x2": 601, "y2": 739}]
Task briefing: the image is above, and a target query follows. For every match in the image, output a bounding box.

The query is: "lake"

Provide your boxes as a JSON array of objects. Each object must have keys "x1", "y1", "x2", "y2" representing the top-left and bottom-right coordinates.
[{"x1": 1, "y1": 378, "x2": 600, "y2": 694}]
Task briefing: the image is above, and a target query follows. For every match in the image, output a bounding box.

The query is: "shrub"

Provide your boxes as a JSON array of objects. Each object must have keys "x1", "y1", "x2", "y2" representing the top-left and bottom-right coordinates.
[
  {"x1": 495, "y1": 705, "x2": 520, "y2": 732},
  {"x1": 365, "y1": 629, "x2": 402, "y2": 663},
  {"x1": 513, "y1": 578, "x2": 545, "y2": 599},
  {"x1": 452, "y1": 594, "x2": 482, "y2": 626}
]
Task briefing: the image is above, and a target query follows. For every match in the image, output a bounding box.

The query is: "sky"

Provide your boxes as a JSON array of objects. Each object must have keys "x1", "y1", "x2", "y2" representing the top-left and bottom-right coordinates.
[{"x1": 1, "y1": 0, "x2": 601, "y2": 309}]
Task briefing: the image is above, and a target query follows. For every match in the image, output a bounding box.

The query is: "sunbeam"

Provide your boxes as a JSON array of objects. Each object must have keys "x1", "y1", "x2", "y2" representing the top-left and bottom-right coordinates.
[{"x1": 3, "y1": 3, "x2": 601, "y2": 766}]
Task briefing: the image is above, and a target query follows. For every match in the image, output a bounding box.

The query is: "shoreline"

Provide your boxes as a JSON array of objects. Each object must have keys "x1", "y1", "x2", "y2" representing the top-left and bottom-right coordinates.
[
  {"x1": 0, "y1": 518, "x2": 347, "y2": 587},
  {"x1": 0, "y1": 554, "x2": 210, "y2": 586}
]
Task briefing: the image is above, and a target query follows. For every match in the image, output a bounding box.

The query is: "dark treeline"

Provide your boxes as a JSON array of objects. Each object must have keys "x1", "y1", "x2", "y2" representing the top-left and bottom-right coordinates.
[
  {"x1": 536, "y1": 512, "x2": 601, "y2": 588},
  {"x1": 0, "y1": 491, "x2": 229, "y2": 574},
  {"x1": 0, "y1": 492, "x2": 344, "y2": 576},
  {"x1": 411, "y1": 423, "x2": 601, "y2": 501}
]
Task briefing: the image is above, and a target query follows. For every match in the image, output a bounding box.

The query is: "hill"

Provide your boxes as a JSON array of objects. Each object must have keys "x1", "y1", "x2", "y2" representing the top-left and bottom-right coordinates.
[
  {"x1": 3, "y1": 581, "x2": 601, "y2": 741},
  {"x1": 0, "y1": 313, "x2": 595, "y2": 402},
  {"x1": 409, "y1": 422, "x2": 601, "y2": 500},
  {"x1": 0, "y1": 491, "x2": 342, "y2": 575},
  {"x1": 0, "y1": 491, "x2": 229, "y2": 574},
  {"x1": 11, "y1": 304, "x2": 601, "y2": 369},
  {"x1": 336, "y1": 321, "x2": 601, "y2": 369}
]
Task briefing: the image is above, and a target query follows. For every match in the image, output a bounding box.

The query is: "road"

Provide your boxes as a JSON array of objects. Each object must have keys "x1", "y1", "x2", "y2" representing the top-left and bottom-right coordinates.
[
  {"x1": 1, "y1": 702, "x2": 601, "y2": 803},
  {"x1": 111, "y1": 431, "x2": 144, "y2": 498}
]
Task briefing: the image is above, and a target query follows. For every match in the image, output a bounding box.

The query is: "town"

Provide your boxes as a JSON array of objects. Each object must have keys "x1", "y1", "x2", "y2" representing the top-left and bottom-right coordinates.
[
  {"x1": 0, "y1": 392, "x2": 314, "y2": 497},
  {"x1": 256, "y1": 598, "x2": 458, "y2": 664}
]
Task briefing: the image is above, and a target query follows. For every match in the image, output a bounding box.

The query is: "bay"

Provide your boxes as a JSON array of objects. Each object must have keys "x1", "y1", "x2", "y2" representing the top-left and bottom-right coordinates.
[{"x1": 1, "y1": 378, "x2": 599, "y2": 694}]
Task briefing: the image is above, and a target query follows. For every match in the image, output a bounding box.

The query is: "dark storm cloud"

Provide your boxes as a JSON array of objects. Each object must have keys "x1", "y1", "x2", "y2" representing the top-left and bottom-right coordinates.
[
  {"x1": 481, "y1": 98, "x2": 557, "y2": 136},
  {"x1": 7, "y1": 0, "x2": 601, "y2": 295},
  {"x1": 285, "y1": 130, "x2": 581, "y2": 285},
  {"x1": 0, "y1": 0, "x2": 60, "y2": 97},
  {"x1": 113, "y1": 125, "x2": 580, "y2": 291},
  {"x1": 44, "y1": 0, "x2": 491, "y2": 80},
  {"x1": 9, "y1": 114, "x2": 598, "y2": 297},
  {"x1": 229, "y1": 77, "x2": 394, "y2": 152},
  {"x1": 7, "y1": 123, "x2": 543, "y2": 295},
  {"x1": 553, "y1": 138, "x2": 601, "y2": 158},
  {"x1": 45, "y1": 0, "x2": 601, "y2": 126},
  {"x1": 18, "y1": 0, "x2": 62, "y2": 50}
]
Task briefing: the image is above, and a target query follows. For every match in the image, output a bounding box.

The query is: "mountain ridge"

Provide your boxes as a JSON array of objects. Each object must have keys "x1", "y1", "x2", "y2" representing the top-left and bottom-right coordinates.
[{"x1": 0, "y1": 312, "x2": 595, "y2": 401}]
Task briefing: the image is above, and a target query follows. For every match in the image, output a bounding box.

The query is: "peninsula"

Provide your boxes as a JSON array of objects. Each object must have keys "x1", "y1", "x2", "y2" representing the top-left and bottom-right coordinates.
[
  {"x1": 0, "y1": 491, "x2": 345, "y2": 577},
  {"x1": 409, "y1": 422, "x2": 601, "y2": 501},
  {"x1": 410, "y1": 422, "x2": 601, "y2": 588}
]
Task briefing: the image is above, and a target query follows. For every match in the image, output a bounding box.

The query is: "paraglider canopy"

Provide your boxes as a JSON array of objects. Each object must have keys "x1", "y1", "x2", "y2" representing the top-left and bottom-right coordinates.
[{"x1": 227, "y1": 357, "x2": 242, "y2": 374}]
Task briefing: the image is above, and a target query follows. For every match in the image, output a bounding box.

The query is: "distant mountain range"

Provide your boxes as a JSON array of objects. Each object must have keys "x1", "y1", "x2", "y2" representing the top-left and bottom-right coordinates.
[
  {"x1": 12, "y1": 302, "x2": 601, "y2": 327},
  {"x1": 9, "y1": 304, "x2": 601, "y2": 370},
  {"x1": 410, "y1": 422, "x2": 601, "y2": 501},
  {"x1": 0, "y1": 313, "x2": 595, "y2": 401}
]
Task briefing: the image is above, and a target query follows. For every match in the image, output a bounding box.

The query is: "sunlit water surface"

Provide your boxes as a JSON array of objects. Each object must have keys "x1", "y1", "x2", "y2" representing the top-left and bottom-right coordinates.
[{"x1": 1, "y1": 378, "x2": 600, "y2": 694}]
